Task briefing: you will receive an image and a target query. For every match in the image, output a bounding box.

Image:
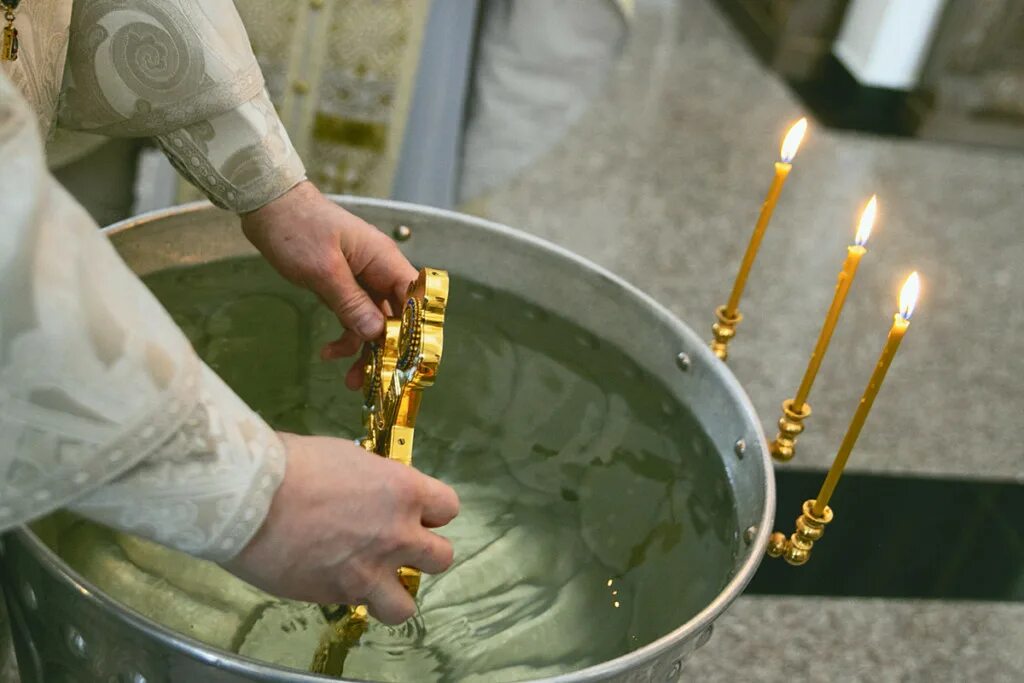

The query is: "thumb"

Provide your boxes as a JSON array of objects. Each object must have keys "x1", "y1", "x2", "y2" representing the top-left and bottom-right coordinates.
[{"x1": 314, "y1": 256, "x2": 385, "y2": 340}]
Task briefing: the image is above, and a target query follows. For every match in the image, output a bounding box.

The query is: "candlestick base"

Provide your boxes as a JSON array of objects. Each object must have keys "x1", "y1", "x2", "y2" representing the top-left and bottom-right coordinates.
[
  {"x1": 766, "y1": 499, "x2": 833, "y2": 566},
  {"x1": 709, "y1": 305, "x2": 742, "y2": 361},
  {"x1": 769, "y1": 399, "x2": 812, "y2": 462}
]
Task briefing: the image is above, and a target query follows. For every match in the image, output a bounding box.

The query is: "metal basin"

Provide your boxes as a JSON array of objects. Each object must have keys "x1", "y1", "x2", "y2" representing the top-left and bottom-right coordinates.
[{"x1": 0, "y1": 198, "x2": 774, "y2": 682}]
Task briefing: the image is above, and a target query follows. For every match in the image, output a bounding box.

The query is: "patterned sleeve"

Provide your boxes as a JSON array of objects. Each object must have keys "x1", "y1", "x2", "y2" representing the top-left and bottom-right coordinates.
[
  {"x1": 0, "y1": 71, "x2": 286, "y2": 562},
  {"x1": 154, "y1": 89, "x2": 307, "y2": 213},
  {"x1": 56, "y1": 0, "x2": 306, "y2": 213}
]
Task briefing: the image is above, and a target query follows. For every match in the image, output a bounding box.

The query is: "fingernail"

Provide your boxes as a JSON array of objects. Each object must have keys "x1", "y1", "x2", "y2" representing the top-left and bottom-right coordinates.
[{"x1": 357, "y1": 312, "x2": 383, "y2": 339}]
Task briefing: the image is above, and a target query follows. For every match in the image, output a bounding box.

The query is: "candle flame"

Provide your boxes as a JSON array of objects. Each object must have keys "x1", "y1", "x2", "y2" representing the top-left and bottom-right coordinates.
[
  {"x1": 899, "y1": 272, "x2": 920, "y2": 320},
  {"x1": 855, "y1": 195, "x2": 877, "y2": 246},
  {"x1": 780, "y1": 117, "x2": 808, "y2": 163}
]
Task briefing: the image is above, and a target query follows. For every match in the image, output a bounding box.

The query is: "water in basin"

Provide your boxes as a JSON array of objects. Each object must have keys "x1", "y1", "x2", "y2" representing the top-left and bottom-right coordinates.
[{"x1": 47, "y1": 257, "x2": 738, "y2": 682}]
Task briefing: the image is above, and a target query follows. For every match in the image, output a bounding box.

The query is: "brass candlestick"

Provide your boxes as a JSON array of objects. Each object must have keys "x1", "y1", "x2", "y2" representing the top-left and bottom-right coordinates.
[
  {"x1": 766, "y1": 499, "x2": 833, "y2": 566},
  {"x1": 710, "y1": 305, "x2": 742, "y2": 361},
  {"x1": 768, "y1": 398, "x2": 812, "y2": 461}
]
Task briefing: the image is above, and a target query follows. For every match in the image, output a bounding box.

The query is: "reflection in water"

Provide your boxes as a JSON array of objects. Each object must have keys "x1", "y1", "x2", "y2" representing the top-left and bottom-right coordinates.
[{"x1": 57, "y1": 257, "x2": 738, "y2": 682}]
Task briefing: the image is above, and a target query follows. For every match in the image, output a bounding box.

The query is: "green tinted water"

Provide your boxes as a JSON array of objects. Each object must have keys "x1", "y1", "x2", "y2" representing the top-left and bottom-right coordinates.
[{"x1": 74, "y1": 257, "x2": 739, "y2": 681}]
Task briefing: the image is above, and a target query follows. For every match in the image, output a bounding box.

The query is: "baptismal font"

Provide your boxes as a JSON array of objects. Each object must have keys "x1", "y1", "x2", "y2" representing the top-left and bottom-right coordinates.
[
  {"x1": 0, "y1": 117, "x2": 926, "y2": 683},
  {"x1": 318, "y1": 119, "x2": 925, "y2": 678}
]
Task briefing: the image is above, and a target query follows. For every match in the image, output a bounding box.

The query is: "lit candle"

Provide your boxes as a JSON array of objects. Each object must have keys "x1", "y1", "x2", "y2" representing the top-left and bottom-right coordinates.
[
  {"x1": 711, "y1": 118, "x2": 808, "y2": 361},
  {"x1": 725, "y1": 117, "x2": 808, "y2": 318},
  {"x1": 812, "y1": 272, "x2": 921, "y2": 516},
  {"x1": 793, "y1": 196, "x2": 877, "y2": 409},
  {"x1": 769, "y1": 196, "x2": 877, "y2": 461}
]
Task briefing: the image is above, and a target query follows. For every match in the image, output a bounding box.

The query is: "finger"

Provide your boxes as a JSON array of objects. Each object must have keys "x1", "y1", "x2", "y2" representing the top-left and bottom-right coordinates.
[
  {"x1": 322, "y1": 293, "x2": 395, "y2": 363},
  {"x1": 364, "y1": 575, "x2": 417, "y2": 625},
  {"x1": 312, "y1": 254, "x2": 384, "y2": 340},
  {"x1": 342, "y1": 229, "x2": 418, "y2": 312},
  {"x1": 345, "y1": 354, "x2": 366, "y2": 390},
  {"x1": 391, "y1": 288, "x2": 410, "y2": 321},
  {"x1": 418, "y1": 476, "x2": 459, "y2": 528},
  {"x1": 399, "y1": 531, "x2": 454, "y2": 575},
  {"x1": 320, "y1": 329, "x2": 362, "y2": 360}
]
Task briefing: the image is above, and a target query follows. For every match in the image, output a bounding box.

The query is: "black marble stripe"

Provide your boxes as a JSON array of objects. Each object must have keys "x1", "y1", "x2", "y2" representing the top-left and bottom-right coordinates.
[{"x1": 746, "y1": 469, "x2": 1024, "y2": 601}]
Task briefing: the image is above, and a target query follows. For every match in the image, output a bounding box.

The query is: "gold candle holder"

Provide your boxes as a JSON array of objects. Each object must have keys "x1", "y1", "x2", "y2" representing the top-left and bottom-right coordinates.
[
  {"x1": 766, "y1": 499, "x2": 833, "y2": 566},
  {"x1": 768, "y1": 398, "x2": 812, "y2": 462},
  {"x1": 710, "y1": 305, "x2": 742, "y2": 361}
]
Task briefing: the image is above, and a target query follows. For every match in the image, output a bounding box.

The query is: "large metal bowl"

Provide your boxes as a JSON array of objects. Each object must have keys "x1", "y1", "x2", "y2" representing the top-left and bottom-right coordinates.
[{"x1": 0, "y1": 198, "x2": 774, "y2": 682}]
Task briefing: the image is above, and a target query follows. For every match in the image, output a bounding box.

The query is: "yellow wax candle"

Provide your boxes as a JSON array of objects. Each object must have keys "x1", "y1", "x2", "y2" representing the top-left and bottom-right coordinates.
[
  {"x1": 725, "y1": 117, "x2": 807, "y2": 318},
  {"x1": 813, "y1": 272, "x2": 921, "y2": 516},
  {"x1": 792, "y1": 196, "x2": 877, "y2": 410}
]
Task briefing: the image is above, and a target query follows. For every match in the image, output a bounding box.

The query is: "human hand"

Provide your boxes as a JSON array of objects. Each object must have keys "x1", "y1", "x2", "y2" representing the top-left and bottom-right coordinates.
[
  {"x1": 224, "y1": 433, "x2": 459, "y2": 625},
  {"x1": 241, "y1": 181, "x2": 418, "y2": 387}
]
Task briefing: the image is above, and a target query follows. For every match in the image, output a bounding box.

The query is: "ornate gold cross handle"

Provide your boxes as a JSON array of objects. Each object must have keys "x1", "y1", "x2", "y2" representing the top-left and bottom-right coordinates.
[
  {"x1": 311, "y1": 267, "x2": 449, "y2": 676},
  {"x1": 360, "y1": 267, "x2": 449, "y2": 465}
]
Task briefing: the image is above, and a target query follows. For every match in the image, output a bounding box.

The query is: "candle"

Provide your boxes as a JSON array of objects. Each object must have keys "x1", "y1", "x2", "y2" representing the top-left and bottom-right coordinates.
[
  {"x1": 770, "y1": 196, "x2": 878, "y2": 461},
  {"x1": 724, "y1": 117, "x2": 807, "y2": 318},
  {"x1": 812, "y1": 272, "x2": 921, "y2": 516},
  {"x1": 792, "y1": 196, "x2": 877, "y2": 409}
]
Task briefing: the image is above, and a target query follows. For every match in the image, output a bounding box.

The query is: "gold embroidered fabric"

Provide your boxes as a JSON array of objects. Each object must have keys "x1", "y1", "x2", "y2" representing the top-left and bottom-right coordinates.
[
  {"x1": 0, "y1": 0, "x2": 303, "y2": 561},
  {"x1": 226, "y1": 0, "x2": 428, "y2": 198}
]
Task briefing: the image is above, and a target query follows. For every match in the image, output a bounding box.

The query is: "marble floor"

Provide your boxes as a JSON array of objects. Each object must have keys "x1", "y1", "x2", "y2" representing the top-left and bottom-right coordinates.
[{"x1": 477, "y1": 0, "x2": 1024, "y2": 680}]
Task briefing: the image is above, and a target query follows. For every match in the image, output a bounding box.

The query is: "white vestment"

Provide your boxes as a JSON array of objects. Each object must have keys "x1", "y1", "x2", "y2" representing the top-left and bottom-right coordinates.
[{"x1": 0, "y1": 0, "x2": 309, "y2": 561}]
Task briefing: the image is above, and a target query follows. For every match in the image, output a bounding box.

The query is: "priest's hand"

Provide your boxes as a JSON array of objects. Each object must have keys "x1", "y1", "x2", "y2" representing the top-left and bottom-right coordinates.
[
  {"x1": 224, "y1": 433, "x2": 459, "y2": 625},
  {"x1": 241, "y1": 181, "x2": 418, "y2": 387}
]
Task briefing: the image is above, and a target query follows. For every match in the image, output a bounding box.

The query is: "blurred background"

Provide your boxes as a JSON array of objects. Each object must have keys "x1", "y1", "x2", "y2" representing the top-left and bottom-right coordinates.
[
  {"x1": 51, "y1": 0, "x2": 1024, "y2": 681},
  {"x1": 53, "y1": 0, "x2": 1024, "y2": 224}
]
